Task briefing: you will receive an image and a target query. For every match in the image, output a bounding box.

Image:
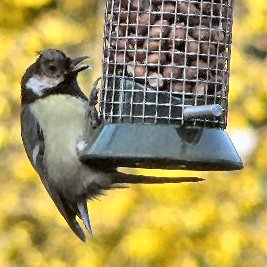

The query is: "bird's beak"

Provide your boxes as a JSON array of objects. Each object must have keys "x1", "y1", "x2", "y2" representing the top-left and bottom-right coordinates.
[{"x1": 69, "y1": 56, "x2": 91, "y2": 73}]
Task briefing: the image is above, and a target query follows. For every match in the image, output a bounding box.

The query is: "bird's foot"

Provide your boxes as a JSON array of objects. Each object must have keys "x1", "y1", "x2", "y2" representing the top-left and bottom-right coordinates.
[
  {"x1": 87, "y1": 77, "x2": 101, "y2": 129},
  {"x1": 88, "y1": 77, "x2": 101, "y2": 107}
]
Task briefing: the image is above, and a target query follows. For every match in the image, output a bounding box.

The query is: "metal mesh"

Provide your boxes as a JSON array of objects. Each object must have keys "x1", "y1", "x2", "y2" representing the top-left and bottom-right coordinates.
[{"x1": 101, "y1": 0, "x2": 233, "y2": 128}]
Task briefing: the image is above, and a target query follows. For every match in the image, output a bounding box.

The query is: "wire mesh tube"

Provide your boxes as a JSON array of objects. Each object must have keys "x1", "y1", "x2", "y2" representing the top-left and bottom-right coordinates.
[{"x1": 101, "y1": 0, "x2": 233, "y2": 128}]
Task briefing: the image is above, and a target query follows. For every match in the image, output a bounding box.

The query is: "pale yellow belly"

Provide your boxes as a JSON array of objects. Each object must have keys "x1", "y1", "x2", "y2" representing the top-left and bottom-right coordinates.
[{"x1": 30, "y1": 95, "x2": 87, "y2": 185}]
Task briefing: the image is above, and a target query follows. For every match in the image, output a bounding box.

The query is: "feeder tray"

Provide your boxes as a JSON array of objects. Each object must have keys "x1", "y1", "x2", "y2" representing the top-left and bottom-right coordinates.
[{"x1": 80, "y1": 0, "x2": 243, "y2": 171}]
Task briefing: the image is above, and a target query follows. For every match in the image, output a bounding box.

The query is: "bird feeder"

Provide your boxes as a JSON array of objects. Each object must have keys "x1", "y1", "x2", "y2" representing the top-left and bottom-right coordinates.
[{"x1": 80, "y1": 0, "x2": 243, "y2": 171}]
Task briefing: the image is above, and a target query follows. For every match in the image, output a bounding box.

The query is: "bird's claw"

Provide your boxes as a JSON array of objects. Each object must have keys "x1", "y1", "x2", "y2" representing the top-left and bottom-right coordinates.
[
  {"x1": 88, "y1": 77, "x2": 101, "y2": 107},
  {"x1": 86, "y1": 78, "x2": 101, "y2": 134}
]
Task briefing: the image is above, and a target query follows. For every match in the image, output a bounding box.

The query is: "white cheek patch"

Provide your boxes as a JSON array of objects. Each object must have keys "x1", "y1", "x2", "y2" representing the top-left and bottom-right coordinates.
[{"x1": 26, "y1": 74, "x2": 64, "y2": 96}]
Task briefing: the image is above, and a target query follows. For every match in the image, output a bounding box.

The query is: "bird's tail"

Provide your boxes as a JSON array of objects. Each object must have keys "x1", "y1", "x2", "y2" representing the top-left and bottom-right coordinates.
[
  {"x1": 111, "y1": 172, "x2": 204, "y2": 184},
  {"x1": 75, "y1": 172, "x2": 203, "y2": 241}
]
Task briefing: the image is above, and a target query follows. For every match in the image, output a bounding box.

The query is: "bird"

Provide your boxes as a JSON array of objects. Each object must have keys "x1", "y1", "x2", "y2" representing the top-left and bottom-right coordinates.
[{"x1": 20, "y1": 49, "x2": 203, "y2": 242}]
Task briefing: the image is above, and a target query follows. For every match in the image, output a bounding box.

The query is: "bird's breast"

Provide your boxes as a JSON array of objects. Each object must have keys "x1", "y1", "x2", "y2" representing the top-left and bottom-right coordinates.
[{"x1": 30, "y1": 94, "x2": 87, "y2": 186}]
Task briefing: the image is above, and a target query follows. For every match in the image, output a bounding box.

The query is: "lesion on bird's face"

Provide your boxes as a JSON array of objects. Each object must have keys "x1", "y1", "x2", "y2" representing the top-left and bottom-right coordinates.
[
  {"x1": 23, "y1": 49, "x2": 90, "y2": 98},
  {"x1": 24, "y1": 49, "x2": 69, "y2": 96},
  {"x1": 38, "y1": 49, "x2": 69, "y2": 79}
]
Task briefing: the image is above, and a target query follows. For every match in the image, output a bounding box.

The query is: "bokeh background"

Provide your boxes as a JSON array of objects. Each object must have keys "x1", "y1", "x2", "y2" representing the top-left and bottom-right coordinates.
[{"x1": 0, "y1": 0, "x2": 267, "y2": 266}]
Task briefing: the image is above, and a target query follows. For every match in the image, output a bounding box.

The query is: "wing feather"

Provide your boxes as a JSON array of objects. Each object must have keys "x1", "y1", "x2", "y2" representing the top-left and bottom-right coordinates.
[{"x1": 21, "y1": 105, "x2": 86, "y2": 242}]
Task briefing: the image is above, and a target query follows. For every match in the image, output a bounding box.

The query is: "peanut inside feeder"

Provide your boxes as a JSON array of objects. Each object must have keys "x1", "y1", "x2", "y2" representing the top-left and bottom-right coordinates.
[
  {"x1": 79, "y1": 0, "x2": 243, "y2": 172},
  {"x1": 102, "y1": 0, "x2": 231, "y2": 126}
]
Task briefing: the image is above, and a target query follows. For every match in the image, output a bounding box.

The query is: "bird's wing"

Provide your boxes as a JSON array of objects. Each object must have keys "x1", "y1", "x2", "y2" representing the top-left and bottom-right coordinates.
[{"x1": 20, "y1": 105, "x2": 87, "y2": 242}]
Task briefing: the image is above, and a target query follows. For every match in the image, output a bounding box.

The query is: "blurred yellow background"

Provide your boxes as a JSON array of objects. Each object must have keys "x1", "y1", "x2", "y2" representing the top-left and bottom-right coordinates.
[{"x1": 0, "y1": 0, "x2": 267, "y2": 266}]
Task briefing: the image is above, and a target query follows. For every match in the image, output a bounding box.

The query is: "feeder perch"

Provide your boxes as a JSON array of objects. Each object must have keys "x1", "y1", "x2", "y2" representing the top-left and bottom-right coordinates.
[{"x1": 80, "y1": 0, "x2": 243, "y2": 171}]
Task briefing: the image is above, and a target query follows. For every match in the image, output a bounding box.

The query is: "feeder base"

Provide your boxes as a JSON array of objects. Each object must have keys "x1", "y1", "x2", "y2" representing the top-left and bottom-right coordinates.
[{"x1": 79, "y1": 123, "x2": 243, "y2": 171}]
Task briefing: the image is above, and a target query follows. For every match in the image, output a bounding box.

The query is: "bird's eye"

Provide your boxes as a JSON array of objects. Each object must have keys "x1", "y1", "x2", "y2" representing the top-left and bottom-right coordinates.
[{"x1": 48, "y1": 65, "x2": 57, "y2": 72}]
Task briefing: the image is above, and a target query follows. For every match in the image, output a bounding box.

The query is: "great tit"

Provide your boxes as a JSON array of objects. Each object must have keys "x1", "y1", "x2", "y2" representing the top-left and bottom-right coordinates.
[{"x1": 20, "y1": 49, "x2": 202, "y2": 242}]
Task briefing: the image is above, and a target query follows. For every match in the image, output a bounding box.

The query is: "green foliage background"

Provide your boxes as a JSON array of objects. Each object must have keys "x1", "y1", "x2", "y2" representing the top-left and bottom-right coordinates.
[{"x1": 0, "y1": 1, "x2": 267, "y2": 266}]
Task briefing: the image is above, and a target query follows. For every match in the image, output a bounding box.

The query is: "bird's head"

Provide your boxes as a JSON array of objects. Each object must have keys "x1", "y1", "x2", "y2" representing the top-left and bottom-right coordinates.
[
  {"x1": 21, "y1": 49, "x2": 90, "y2": 100},
  {"x1": 37, "y1": 49, "x2": 90, "y2": 79}
]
